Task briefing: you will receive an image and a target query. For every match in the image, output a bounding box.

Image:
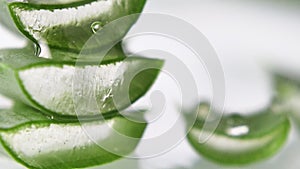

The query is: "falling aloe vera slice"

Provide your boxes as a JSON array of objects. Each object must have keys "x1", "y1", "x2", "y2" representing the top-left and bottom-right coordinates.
[
  {"x1": 0, "y1": 48, "x2": 163, "y2": 119},
  {"x1": 0, "y1": 103, "x2": 147, "y2": 169},
  {"x1": 187, "y1": 103, "x2": 290, "y2": 165},
  {"x1": 8, "y1": 0, "x2": 147, "y2": 52}
]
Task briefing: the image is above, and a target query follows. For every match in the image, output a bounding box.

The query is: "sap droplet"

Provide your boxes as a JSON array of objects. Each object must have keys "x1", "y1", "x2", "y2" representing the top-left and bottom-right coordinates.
[
  {"x1": 226, "y1": 125, "x2": 249, "y2": 136},
  {"x1": 225, "y1": 114, "x2": 249, "y2": 137},
  {"x1": 91, "y1": 21, "x2": 103, "y2": 33},
  {"x1": 34, "y1": 43, "x2": 41, "y2": 56},
  {"x1": 38, "y1": 42, "x2": 52, "y2": 59}
]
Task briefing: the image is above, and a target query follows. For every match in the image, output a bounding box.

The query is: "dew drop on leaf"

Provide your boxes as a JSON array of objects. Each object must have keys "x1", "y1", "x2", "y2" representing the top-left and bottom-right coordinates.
[
  {"x1": 225, "y1": 114, "x2": 250, "y2": 137},
  {"x1": 33, "y1": 43, "x2": 41, "y2": 57},
  {"x1": 91, "y1": 21, "x2": 103, "y2": 34}
]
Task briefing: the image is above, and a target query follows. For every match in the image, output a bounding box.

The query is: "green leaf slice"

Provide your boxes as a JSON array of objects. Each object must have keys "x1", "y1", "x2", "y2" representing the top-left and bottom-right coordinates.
[
  {"x1": 0, "y1": 48, "x2": 163, "y2": 119},
  {"x1": 13, "y1": 0, "x2": 86, "y2": 5},
  {"x1": 0, "y1": 104, "x2": 146, "y2": 169},
  {"x1": 187, "y1": 103, "x2": 291, "y2": 165},
  {"x1": 0, "y1": 0, "x2": 23, "y2": 35},
  {"x1": 0, "y1": 104, "x2": 49, "y2": 131},
  {"x1": 8, "y1": 0, "x2": 147, "y2": 52}
]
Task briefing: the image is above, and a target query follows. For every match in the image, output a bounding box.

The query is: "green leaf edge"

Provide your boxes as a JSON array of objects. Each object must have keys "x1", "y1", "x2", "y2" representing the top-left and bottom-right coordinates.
[
  {"x1": 0, "y1": 52, "x2": 164, "y2": 121},
  {"x1": 7, "y1": 0, "x2": 147, "y2": 52},
  {"x1": 0, "y1": 104, "x2": 147, "y2": 169}
]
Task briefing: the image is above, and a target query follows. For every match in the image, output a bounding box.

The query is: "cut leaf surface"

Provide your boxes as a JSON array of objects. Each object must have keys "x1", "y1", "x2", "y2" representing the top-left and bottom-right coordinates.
[
  {"x1": 0, "y1": 104, "x2": 146, "y2": 169},
  {"x1": 8, "y1": 0, "x2": 147, "y2": 52},
  {"x1": 188, "y1": 103, "x2": 291, "y2": 165},
  {"x1": 12, "y1": 0, "x2": 86, "y2": 5},
  {"x1": 0, "y1": 48, "x2": 163, "y2": 119}
]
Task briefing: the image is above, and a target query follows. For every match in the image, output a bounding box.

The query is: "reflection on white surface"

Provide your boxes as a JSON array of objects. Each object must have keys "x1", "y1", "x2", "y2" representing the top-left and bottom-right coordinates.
[{"x1": 1, "y1": 0, "x2": 300, "y2": 168}]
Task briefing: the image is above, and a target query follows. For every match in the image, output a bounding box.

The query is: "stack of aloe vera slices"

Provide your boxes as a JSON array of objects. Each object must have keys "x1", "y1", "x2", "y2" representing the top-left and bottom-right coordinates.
[{"x1": 0, "y1": 0, "x2": 163, "y2": 168}]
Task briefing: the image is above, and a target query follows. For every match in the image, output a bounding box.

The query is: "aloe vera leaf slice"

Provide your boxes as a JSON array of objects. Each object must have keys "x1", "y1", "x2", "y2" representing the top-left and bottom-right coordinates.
[
  {"x1": 0, "y1": 104, "x2": 50, "y2": 131},
  {"x1": 18, "y1": 57, "x2": 163, "y2": 117},
  {"x1": 8, "y1": 0, "x2": 147, "y2": 52},
  {"x1": 0, "y1": 0, "x2": 23, "y2": 36},
  {"x1": 187, "y1": 103, "x2": 291, "y2": 165},
  {"x1": 0, "y1": 104, "x2": 147, "y2": 169},
  {"x1": 12, "y1": 0, "x2": 86, "y2": 5},
  {"x1": 0, "y1": 47, "x2": 43, "y2": 105},
  {"x1": 0, "y1": 48, "x2": 163, "y2": 119}
]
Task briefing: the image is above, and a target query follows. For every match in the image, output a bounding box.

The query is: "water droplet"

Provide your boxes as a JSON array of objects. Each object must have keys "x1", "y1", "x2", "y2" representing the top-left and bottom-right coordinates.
[
  {"x1": 38, "y1": 42, "x2": 51, "y2": 59},
  {"x1": 225, "y1": 114, "x2": 249, "y2": 137},
  {"x1": 226, "y1": 125, "x2": 249, "y2": 137},
  {"x1": 34, "y1": 43, "x2": 41, "y2": 56},
  {"x1": 91, "y1": 21, "x2": 103, "y2": 33}
]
